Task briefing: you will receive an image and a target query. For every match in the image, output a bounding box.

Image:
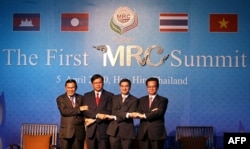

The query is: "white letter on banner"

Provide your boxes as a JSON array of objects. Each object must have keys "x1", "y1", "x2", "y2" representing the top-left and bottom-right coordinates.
[
  {"x1": 46, "y1": 49, "x2": 57, "y2": 65},
  {"x1": 103, "y1": 45, "x2": 124, "y2": 67}
]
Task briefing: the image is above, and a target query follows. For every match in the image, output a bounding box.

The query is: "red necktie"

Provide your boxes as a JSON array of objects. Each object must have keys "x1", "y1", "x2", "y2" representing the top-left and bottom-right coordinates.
[
  {"x1": 149, "y1": 97, "x2": 153, "y2": 108},
  {"x1": 96, "y1": 93, "x2": 100, "y2": 106}
]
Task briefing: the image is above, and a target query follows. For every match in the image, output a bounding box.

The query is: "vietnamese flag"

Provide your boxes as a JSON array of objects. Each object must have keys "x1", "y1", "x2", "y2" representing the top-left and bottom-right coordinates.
[
  {"x1": 210, "y1": 14, "x2": 238, "y2": 32},
  {"x1": 61, "y1": 13, "x2": 89, "y2": 31}
]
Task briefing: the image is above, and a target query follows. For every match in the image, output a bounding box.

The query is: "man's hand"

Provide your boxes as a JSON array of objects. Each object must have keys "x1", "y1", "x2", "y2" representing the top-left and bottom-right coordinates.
[
  {"x1": 136, "y1": 113, "x2": 145, "y2": 119},
  {"x1": 129, "y1": 112, "x2": 139, "y2": 118},
  {"x1": 130, "y1": 112, "x2": 145, "y2": 119},
  {"x1": 85, "y1": 118, "x2": 96, "y2": 127},
  {"x1": 105, "y1": 115, "x2": 115, "y2": 120},
  {"x1": 97, "y1": 113, "x2": 107, "y2": 120},
  {"x1": 80, "y1": 105, "x2": 88, "y2": 111},
  {"x1": 97, "y1": 113, "x2": 115, "y2": 120},
  {"x1": 151, "y1": 108, "x2": 158, "y2": 112}
]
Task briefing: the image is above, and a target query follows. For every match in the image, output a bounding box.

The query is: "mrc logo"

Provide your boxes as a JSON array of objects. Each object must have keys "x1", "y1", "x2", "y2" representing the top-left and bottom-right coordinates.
[{"x1": 110, "y1": 7, "x2": 138, "y2": 35}]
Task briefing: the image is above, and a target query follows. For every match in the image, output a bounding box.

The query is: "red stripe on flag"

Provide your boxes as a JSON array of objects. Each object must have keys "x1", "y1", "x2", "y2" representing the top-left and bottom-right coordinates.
[
  {"x1": 61, "y1": 26, "x2": 89, "y2": 31},
  {"x1": 160, "y1": 13, "x2": 188, "y2": 17},
  {"x1": 160, "y1": 29, "x2": 188, "y2": 32}
]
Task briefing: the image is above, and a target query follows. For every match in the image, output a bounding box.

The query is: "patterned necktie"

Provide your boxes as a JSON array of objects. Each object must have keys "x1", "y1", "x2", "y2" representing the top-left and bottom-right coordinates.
[{"x1": 96, "y1": 93, "x2": 100, "y2": 106}]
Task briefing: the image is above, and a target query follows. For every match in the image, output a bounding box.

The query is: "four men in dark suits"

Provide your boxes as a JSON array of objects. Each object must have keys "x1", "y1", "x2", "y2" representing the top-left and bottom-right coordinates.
[{"x1": 57, "y1": 76, "x2": 168, "y2": 149}]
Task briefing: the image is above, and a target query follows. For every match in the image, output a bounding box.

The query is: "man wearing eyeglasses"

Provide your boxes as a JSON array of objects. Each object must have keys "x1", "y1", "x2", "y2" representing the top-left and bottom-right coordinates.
[{"x1": 83, "y1": 74, "x2": 114, "y2": 149}]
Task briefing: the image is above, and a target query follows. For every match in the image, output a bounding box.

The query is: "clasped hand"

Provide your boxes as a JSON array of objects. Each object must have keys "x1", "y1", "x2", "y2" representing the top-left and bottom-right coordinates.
[
  {"x1": 129, "y1": 108, "x2": 158, "y2": 119},
  {"x1": 80, "y1": 105, "x2": 88, "y2": 111},
  {"x1": 97, "y1": 113, "x2": 115, "y2": 120},
  {"x1": 85, "y1": 118, "x2": 96, "y2": 127},
  {"x1": 129, "y1": 112, "x2": 144, "y2": 119}
]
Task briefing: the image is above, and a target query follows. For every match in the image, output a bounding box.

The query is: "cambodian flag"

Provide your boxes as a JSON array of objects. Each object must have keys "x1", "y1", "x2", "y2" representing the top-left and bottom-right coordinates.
[{"x1": 13, "y1": 13, "x2": 40, "y2": 31}]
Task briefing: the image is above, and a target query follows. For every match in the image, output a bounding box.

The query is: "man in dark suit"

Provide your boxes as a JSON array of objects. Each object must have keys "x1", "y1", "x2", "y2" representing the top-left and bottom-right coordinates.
[
  {"x1": 83, "y1": 74, "x2": 114, "y2": 149},
  {"x1": 131, "y1": 77, "x2": 168, "y2": 149},
  {"x1": 57, "y1": 79, "x2": 88, "y2": 149},
  {"x1": 106, "y1": 78, "x2": 138, "y2": 149}
]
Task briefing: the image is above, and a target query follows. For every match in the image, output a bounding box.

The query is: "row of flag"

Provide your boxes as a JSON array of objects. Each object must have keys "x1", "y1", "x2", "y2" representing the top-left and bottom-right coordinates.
[
  {"x1": 12, "y1": 13, "x2": 238, "y2": 32},
  {"x1": 159, "y1": 13, "x2": 238, "y2": 32},
  {"x1": 13, "y1": 13, "x2": 89, "y2": 31}
]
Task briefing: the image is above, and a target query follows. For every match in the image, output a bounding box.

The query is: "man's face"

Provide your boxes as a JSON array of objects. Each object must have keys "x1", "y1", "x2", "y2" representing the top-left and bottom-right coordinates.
[
  {"x1": 120, "y1": 81, "x2": 130, "y2": 95},
  {"x1": 147, "y1": 80, "x2": 158, "y2": 95},
  {"x1": 65, "y1": 82, "x2": 76, "y2": 96},
  {"x1": 92, "y1": 78, "x2": 103, "y2": 92}
]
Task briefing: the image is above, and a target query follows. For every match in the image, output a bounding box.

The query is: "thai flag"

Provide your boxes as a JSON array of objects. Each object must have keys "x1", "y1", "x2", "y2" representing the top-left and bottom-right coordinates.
[{"x1": 160, "y1": 13, "x2": 188, "y2": 32}]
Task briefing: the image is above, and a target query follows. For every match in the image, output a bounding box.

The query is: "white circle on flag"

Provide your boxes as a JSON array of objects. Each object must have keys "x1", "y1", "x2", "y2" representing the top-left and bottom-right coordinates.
[{"x1": 71, "y1": 18, "x2": 80, "y2": 27}]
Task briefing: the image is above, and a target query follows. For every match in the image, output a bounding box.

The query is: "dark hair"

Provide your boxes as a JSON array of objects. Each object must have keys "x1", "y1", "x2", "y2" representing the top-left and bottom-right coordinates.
[
  {"x1": 119, "y1": 78, "x2": 131, "y2": 87},
  {"x1": 146, "y1": 77, "x2": 159, "y2": 88},
  {"x1": 91, "y1": 74, "x2": 104, "y2": 83},
  {"x1": 65, "y1": 79, "x2": 77, "y2": 90}
]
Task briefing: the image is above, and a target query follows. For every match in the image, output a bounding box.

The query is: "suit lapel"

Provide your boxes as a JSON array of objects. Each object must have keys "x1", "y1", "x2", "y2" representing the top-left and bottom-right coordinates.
[
  {"x1": 90, "y1": 91, "x2": 98, "y2": 108},
  {"x1": 99, "y1": 90, "x2": 107, "y2": 107},
  {"x1": 64, "y1": 94, "x2": 72, "y2": 107},
  {"x1": 75, "y1": 94, "x2": 81, "y2": 107},
  {"x1": 124, "y1": 94, "x2": 132, "y2": 104},
  {"x1": 140, "y1": 96, "x2": 150, "y2": 111}
]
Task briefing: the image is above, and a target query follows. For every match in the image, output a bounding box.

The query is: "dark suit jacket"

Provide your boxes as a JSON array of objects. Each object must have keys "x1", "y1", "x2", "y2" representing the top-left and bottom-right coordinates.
[
  {"x1": 57, "y1": 93, "x2": 85, "y2": 140},
  {"x1": 106, "y1": 94, "x2": 138, "y2": 139},
  {"x1": 83, "y1": 90, "x2": 113, "y2": 139},
  {"x1": 137, "y1": 94, "x2": 168, "y2": 140}
]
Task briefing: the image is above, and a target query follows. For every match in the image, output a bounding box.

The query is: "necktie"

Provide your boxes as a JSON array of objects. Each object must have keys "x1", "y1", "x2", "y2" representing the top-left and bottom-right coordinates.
[
  {"x1": 96, "y1": 93, "x2": 100, "y2": 106},
  {"x1": 122, "y1": 96, "x2": 126, "y2": 103},
  {"x1": 149, "y1": 97, "x2": 153, "y2": 108},
  {"x1": 70, "y1": 97, "x2": 75, "y2": 107}
]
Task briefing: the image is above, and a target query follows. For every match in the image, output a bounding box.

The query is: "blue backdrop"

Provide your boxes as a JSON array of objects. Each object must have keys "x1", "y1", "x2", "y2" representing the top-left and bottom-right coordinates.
[{"x1": 0, "y1": 0, "x2": 249, "y2": 149}]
